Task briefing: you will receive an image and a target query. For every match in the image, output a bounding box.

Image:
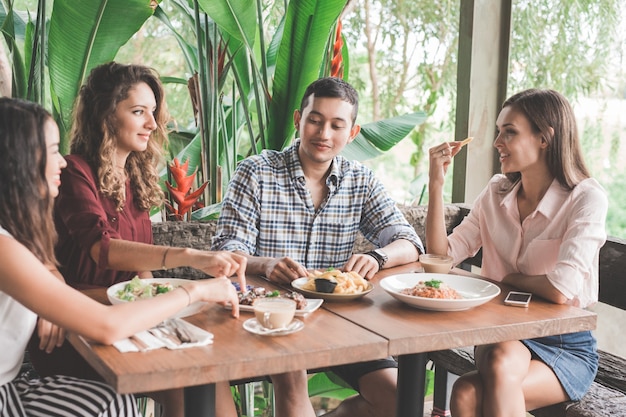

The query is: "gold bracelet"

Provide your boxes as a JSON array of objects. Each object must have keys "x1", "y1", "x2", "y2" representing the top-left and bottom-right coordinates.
[
  {"x1": 179, "y1": 286, "x2": 192, "y2": 306},
  {"x1": 161, "y1": 248, "x2": 170, "y2": 270}
]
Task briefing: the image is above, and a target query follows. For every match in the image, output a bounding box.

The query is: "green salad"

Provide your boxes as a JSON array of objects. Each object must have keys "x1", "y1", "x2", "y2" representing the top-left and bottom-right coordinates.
[{"x1": 116, "y1": 277, "x2": 174, "y2": 301}]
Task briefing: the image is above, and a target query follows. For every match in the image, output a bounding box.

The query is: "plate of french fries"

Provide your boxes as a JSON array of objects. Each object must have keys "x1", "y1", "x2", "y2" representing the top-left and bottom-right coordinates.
[{"x1": 291, "y1": 269, "x2": 373, "y2": 302}]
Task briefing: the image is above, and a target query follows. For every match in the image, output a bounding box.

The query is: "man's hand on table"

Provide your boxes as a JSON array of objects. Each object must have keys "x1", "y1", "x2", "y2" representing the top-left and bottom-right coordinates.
[
  {"x1": 264, "y1": 257, "x2": 308, "y2": 284},
  {"x1": 343, "y1": 254, "x2": 380, "y2": 280}
]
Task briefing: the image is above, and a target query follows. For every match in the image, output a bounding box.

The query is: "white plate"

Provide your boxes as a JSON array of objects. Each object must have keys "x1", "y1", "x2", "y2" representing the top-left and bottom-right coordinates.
[
  {"x1": 225, "y1": 298, "x2": 324, "y2": 317},
  {"x1": 291, "y1": 277, "x2": 373, "y2": 302},
  {"x1": 107, "y1": 278, "x2": 205, "y2": 318},
  {"x1": 243, "y1": 318, "x2": 304, "y2": 336},
  {"x1": 380, "y1": 273, "x2": 501, "y2": 311}
]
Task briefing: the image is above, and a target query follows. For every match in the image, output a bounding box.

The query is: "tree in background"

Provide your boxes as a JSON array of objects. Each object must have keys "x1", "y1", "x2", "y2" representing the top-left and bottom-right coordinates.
[
  {"x1": 339, "y1": 0, "x2": 625, "y2": 235},
  {"x1": 343, "y1": 0, "x2": 459, "y2": 193}
]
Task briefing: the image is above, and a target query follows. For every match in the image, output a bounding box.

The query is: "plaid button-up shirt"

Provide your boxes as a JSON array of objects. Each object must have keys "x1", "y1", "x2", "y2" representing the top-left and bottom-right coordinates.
[{"x1": 212, "y1": 140, "x2": 423, "y2": 269}]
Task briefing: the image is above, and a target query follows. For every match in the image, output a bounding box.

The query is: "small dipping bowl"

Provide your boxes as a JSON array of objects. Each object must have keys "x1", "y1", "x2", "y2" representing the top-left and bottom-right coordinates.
[
  {"x1": 314, "y1": 278, "x2": 338, "y2": 293},
  {"x1": 419, "y1": 254, "x2": 454, "y2": 274}
]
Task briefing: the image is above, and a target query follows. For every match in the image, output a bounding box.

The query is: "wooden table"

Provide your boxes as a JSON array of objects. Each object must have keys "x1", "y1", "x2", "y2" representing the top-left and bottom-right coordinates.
[
  {"x1": 321, "y1": 263, "x2": 598, "y2": 417},
  {"x1": 67, "y1": 275, "x2": 389, "y2": 417},
  {"x1": 70, "y1": 266, "x2": 597, "y2": 417}
]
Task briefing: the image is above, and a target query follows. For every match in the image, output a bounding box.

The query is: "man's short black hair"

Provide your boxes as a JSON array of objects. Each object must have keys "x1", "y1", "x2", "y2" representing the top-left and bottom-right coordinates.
[{"x1": 299, "y1": 77, "x2": 359, "y2": 125}]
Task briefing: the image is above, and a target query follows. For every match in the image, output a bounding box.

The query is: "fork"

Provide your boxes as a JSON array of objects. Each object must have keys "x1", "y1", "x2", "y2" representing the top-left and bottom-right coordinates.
[{"x1": 161, "y1": 320, "x2": 196, "y2": 344}]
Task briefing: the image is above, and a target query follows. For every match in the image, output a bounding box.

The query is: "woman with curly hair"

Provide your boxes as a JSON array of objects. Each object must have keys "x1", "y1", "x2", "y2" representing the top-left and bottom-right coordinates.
[{"x1": 28, "y1": 62, "x2": 245, "y2": 417}]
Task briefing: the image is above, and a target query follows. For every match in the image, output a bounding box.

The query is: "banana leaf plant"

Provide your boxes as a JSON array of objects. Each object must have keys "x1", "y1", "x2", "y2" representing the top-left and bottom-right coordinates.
[
  {"x1": 48, "y1": 0, "x2": 157, "y2": 149},
  {"x1": 156, "y1": 0, "x2": 426, "y2": 221},
  {"x1": 3, "y1": 0, "x2": 426, "y2": 222},
  {"x1": 0, "y1": 0, "x2": 46, "y2": 102},
  {"x1": 1, "y1": 0, "x2": 158, "y2": 154}
]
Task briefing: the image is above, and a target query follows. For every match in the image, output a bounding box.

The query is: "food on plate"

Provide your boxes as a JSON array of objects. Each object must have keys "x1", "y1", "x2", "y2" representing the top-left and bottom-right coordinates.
[
  {"x1": 458, "y1": 136, "x2": 473, "y2": 147},
  {"x1": 314, "y1": 278, "x2": 338, "y2": 293},
  {"x1": 283, "y1": 291, "x2": 308, "y2": 309},
  {"x1": 115, "y1": 276, "x2": 175, "y2": 301},
  {"x1": 237, "y1": 285, "x2": 308, "y2": 310},
  {"x1": 400, "y1": 279, "x2": 461, "y2": 299},
  {"x1": 302, "y1": 268, "x2": 369, "y2": 295}
]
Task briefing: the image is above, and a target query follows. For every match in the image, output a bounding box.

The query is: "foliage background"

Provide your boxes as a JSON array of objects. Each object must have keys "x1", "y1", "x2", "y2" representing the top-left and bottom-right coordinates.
[
  {"x1": 5, "y1": 0, "x2": 624, "y2": 236},
  {"x1": 122, "y1": 0, "x2": 626, "y2": 236}
]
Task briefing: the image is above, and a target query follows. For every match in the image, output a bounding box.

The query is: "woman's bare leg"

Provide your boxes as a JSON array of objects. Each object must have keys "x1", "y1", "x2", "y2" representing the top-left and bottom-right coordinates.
[
  {"x1": 271, "y1": 371, "x2": 316, "y2": 417},
  {"x1": 451, "y1": 341, "x2": 569, "y2": 417},
  {"x1": 216, "y1": 381, "x2": 238, "y2": 417}
]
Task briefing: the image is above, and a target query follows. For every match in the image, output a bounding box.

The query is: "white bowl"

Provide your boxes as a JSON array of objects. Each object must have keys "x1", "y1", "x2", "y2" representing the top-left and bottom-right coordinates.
[
  {"x1": 107, "y1": 278, "x2": 205, "y2": 318},
  {"x1": 380, "y1": 273, "x2": 500, "y2": 311}
]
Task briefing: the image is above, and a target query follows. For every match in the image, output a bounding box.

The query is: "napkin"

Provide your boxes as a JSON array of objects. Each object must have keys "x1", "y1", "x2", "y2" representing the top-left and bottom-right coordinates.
[{"x1": 113, "y1": 318, "x2": 214, "y2": 352}]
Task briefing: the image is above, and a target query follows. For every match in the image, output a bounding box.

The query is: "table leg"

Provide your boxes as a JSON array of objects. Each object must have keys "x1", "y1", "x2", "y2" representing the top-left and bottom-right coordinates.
[
  {"x1": 397, "y1": 353, "x2": 428, "y2": 417},
  {"x1": 184, "y1": 383, "x2": 216, "y2": 417}
]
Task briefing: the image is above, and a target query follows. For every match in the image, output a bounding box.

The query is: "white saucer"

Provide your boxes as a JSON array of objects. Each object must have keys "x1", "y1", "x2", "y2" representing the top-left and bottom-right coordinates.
[{"x1": 243, "y1": 318, "x2": 304, "y2": 336}]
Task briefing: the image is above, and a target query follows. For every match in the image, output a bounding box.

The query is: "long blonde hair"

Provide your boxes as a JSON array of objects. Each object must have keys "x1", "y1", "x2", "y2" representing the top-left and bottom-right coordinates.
[{"x1": 70, "y1": 62, "x2": 168, "y2": 211}]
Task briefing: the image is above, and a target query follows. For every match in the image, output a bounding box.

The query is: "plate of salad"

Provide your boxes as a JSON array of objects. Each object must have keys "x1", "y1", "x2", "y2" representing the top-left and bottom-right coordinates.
[{"x1": 107, "y1": 277, "x2": 205, "y2": 318}]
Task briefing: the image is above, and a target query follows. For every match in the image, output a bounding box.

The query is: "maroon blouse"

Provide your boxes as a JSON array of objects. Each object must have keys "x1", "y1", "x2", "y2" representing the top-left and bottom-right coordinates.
[{"x1": 54, "y1": 155, "x2": 153, "y2": 288}]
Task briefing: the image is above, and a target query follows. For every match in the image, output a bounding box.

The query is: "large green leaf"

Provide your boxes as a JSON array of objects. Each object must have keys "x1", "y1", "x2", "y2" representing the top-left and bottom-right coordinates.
[
  {"x1": 196, "y1": 0, "x2": 256, "y2": 49},
  {"x1": 153, "y1": 5, "x2": 198, "y2": 73},
  {"x1": 307, "y1": 372, "x2": 357, "y2": 400},
  {"x1": 48, "y1": 0, "x2": 155, "y2": 133},
  {"x1": 1, "y1": 3, "x2": 28, "y2": 98},
  {"x1": 266, "y1": 0, "x2": 348, "y2": 150},
  {"x1": 342, "y1": 112, "x2": 428, "y2": 161}
]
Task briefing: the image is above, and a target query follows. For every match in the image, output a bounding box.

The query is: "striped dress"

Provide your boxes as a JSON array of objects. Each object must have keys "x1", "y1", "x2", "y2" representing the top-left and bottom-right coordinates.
[{"x1": 0, "y1": 226, "x2": 140, "y2": 416}]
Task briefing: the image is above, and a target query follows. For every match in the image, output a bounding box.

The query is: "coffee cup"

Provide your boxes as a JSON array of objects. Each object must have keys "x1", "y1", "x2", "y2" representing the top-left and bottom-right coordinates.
[
  {"x1": 254, "y1": 298, "x2": 296, "y2": 330},
  {"x1": 419, "y1": 254, "x2": 454, "y2": 274}
]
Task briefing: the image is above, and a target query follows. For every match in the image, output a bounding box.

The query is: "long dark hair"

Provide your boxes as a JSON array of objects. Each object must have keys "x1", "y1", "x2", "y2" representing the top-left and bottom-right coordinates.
[
  {"x1": 0, "y1": 98, "x2": 58, "y2": 265},
  {"x1": 70, "y1": 62, "x2": 168, "y2": 211},
  {"x1": 501, "y1": 89, "x2": 590, "y2": 190}
]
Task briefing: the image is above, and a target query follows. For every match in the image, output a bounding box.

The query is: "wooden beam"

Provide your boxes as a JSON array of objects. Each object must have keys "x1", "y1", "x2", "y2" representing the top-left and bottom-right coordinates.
[{"x1": 452, "y1": 0, "x2": 512, "y2": 203}]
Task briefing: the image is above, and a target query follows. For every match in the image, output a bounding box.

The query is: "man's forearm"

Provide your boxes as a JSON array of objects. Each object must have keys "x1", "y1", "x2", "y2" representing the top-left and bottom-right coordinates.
[
  {"x1": 234, "y1": 251, "x2": 268, "y2": 276},
  {"x1": 380, "y1": 239, "x2": 420, "y2": 269}
]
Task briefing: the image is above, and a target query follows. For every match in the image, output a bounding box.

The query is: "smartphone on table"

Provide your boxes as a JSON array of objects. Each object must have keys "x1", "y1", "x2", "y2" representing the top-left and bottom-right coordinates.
[{"x1": 504, "y1": 291, "x2": 532, "y2": 307}]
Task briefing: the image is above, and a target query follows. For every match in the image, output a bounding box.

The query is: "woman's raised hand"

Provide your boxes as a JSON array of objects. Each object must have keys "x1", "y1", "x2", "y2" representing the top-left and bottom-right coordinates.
[{"x1": 428, "y1": 140, "x2": 468, "y2": 188}]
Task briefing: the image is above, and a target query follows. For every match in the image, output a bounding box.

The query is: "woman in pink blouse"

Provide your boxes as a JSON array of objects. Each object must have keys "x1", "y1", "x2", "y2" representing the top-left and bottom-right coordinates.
[
  {"x1": 426, "y1": 89, "x2": 607, "y2": 416},
  {"x1": 28, "y1": 62, "x2": 246, "y2": 417}
]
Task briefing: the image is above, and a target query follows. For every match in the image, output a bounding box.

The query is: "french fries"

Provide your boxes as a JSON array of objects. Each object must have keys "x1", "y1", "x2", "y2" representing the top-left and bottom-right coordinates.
[
  {"x1": 458, "y1": 136, "x2": 473, "y2": 147},
  {"x1": 302, "y1": 269, "x2": 369, "y2": 295}
]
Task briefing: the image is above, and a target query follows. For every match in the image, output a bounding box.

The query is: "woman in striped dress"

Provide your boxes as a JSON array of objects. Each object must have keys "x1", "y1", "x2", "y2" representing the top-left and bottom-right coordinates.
[{"x1": 0, "y1": 97, "x2": 244, "y2": 416}]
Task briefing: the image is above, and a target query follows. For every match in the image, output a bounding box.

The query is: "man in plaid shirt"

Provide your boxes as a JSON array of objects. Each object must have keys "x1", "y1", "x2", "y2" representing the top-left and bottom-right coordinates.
[{"x1": 213, "y1": 77, "x2": 423, "y2": 417}]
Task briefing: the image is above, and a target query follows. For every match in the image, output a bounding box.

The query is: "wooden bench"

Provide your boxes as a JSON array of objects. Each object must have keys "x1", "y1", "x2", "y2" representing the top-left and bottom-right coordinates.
[{"x1": 428, "y1": 208, "x2": 626, "y2": 417}]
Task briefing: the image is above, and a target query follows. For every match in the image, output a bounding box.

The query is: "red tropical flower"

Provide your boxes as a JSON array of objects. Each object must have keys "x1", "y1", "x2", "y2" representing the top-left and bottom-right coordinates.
[
  {"x1": 165, "y1": 158, "x2": 208, "y2": 221},
  {"x1": 331, "y1": 21, "x2": 344, "y2": 78}
]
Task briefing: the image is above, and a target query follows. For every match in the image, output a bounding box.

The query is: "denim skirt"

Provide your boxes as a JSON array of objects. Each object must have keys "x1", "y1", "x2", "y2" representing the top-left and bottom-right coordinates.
[{"x1": 522, "y1": 330, "x2": 598, "y2": 401}]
